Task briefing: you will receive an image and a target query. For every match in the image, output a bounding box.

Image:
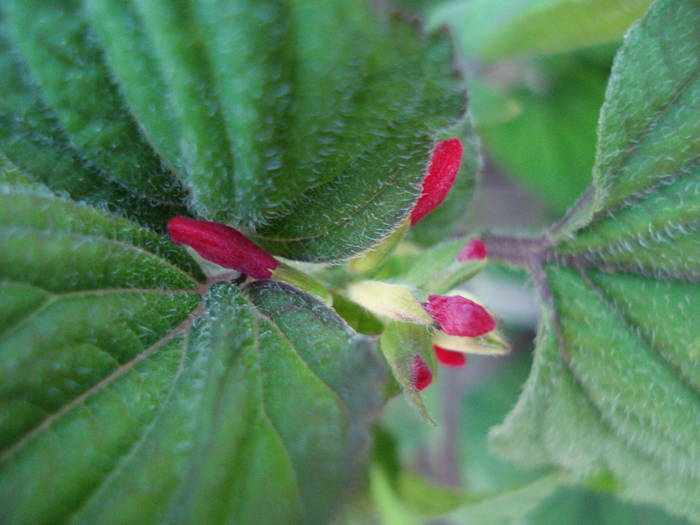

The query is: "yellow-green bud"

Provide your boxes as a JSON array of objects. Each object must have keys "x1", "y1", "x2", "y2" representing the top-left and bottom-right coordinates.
[{"x1": 346, "y1": 280, "x2": 433, "y2": 325}]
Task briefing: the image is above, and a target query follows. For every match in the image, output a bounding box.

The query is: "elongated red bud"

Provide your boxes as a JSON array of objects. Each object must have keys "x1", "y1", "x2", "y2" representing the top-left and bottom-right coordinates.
[
  {"x1": 410, "y1": 138, "x2": 463, "y2": 226},
  {"x1": 411, "y1": 355, "x2": 433, "y2": 391},
  {"x1": 422, "y1": 295, "x2": 495, "y2": 337},
  {"x1": 457, "y1": 239, "x2": 487, "y2": 262},
  {"x1": 434, "y1": 345, "x2": 467, "y2": 367},
  {"x1": 167, "y1": 216, "x2": 278, "y2": 279}
]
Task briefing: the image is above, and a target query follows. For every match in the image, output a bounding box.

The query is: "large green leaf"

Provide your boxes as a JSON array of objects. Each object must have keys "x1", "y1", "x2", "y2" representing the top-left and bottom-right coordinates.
[
  {"x1": 0, "y1": 166, "x2": 384, "y2": 524},
  {"x1": 0, "y1": 18, "x2": 187, "y2": 232},
  {"x1": 430, "y1": 0, "x2": 650, "y2": 60},
  {"x1": 0, "y1": 0, "x2": 467, "y2": 260},
  {"x1": 489, "y1": 0, "x2": 700, "y2": 521}
]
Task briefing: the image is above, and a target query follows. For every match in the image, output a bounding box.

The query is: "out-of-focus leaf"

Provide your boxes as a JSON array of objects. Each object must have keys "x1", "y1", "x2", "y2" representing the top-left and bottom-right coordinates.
[
  {"x1": 431, "y1": 0, "x2": 650, "y2": 60},
  {"x1": 528, "y1": 485, "x2": 694, "y2": 525},
  {"x1": 468, "y1": 80, "x2": 523, "y2": 128},
  {"x1": 481, "y1": 56, "x2": 607, "y2": 213},
  {"x1": 479, "y1": 0, "x2": 650, "y2": 60}
]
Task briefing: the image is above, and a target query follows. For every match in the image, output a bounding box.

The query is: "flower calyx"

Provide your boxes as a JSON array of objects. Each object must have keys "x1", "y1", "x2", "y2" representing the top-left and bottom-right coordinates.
[{"x1": 421, "y1": 294, "x2": 495, "y2": 337}]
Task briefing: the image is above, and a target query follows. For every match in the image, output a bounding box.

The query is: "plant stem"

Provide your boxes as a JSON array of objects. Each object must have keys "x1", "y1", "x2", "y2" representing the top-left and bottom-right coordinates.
[{"x1": 481, "y1": 233, "x2": 550, "y2": 266}]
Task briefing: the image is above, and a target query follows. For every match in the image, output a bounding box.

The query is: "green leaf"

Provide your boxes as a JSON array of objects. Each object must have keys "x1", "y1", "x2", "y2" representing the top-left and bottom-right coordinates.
[
  {"x1": 2, "y1": 0, "x2": 185, "y2": 203},
  {"x1": 467, "y1": 80, "x2": 522, "y2": 128},
  {"x1": 480, "y1": 55, "x2": 607, "y2": 213},
  {"x1": 1, "y1": 1, "x2": 466, "y2": 257},
  {"x1": 250, "y1": 20, "x2": 466, "y2": 260},
  {"x1": 0, "y1": 166, "x2": 384, "y2": 523},
  {"x1": 0, "y1": 166, "x2": 202, "y2": 522},
  {"x1": 491, "y1": 1, "x2": 700, "y2": 521},
  {"x1": 331, "y1": 293, "x2": 384, "y2": 336},
  {"x1": 372, "y1": 427, "x2": 561, "y2": 523},
  {"x1": 0, "y1": 18, "x2": 186, "y2": 232},
  {"x1": 388, "y1": 237, "x2": 485, "y2": 293},
  {"x1": 529, "y1": 484, "x2": 695, "y2": 525},
  {"x1": 482, "y1": 0, "x2": 651, "y2": 60},
  {"x1": 453, "y1": 473, "x2": 562, "y2": 524},
  {"x1": 431, "y1": 0, "x2": 650, "y2": 60}
]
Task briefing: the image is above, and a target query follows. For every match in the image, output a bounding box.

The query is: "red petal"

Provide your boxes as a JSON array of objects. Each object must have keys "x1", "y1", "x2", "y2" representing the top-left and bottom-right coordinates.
[
  {"x1": 167, "y1": 216, "x2": 278, "y2": 279},
  {"x1": 434, "y1": 345, "x2": 467, "y2": 367},
  {"x1": 411, "y1": 355, "x2": 433, "y2": 391},
  {"x1": 422, "y1": 295, "x2": 495, "y2": 337},
  {"x1": 457, "y1": 239, "x2": 487, "y2": 261},
  {"x1": 410, "y1": 138, "x2": 463, "y2": 226}
]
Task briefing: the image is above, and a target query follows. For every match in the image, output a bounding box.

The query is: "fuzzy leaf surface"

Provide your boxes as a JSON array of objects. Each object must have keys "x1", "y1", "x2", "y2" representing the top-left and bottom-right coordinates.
[
  {"x1": 0, "y1": 167, "x2": 384, "y2": 524},
  {"x1": 491, "y1": 1, "x2": 700, "y2": 521},
  {"x1": 1, "y1": 1, "x2": 467, "y2": 259}
]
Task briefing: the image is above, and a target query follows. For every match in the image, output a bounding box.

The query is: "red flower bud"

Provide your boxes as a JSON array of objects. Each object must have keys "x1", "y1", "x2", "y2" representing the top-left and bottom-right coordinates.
[
  {"x1": 410, "y1": 138, "x2": 463, "y2": 226},
  {"x1": 434, "y1": 345, "x2": 467, "y2": 367},
  {"x1": 411, "y1": 355, "x2": 433, "y2": 391},
  {"x1": 457, "y1": 239, "x2": 487, "y2": 262},
  {"x1": 167, "y1": 216, "x2": 278, "y2": 279},
  {"x1": 422, "y1": 295, "x2": 495, "y2": 337}
]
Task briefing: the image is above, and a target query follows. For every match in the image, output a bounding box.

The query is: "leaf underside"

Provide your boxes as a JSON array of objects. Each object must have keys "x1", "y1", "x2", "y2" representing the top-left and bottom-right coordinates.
[{"x1": 491, "y1": 1, "x2": 700, "y2": 521}]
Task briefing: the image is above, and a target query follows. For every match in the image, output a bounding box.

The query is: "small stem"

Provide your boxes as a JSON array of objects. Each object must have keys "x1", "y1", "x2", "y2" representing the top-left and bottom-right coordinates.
[
  {"x1": 546, "y1": 187, "x2": 595, "y2": 238},
  {"x1": 481, "y1": 233, "x2": 550, "y2": 266}
]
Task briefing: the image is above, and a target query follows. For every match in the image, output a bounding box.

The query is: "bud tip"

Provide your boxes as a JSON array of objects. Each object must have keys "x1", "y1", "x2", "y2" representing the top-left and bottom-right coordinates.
[
  {"x1": 410, "y1": 138, "x2": 463, "y2": 226},
  {"x1": 434, "y1": 345, "x2": 468, "y2": 367},
  {"x1": 422, "y1": 294, "x2": 496, "y2": 337},
  {"x1": 411, "y1": 355, "x2": 433, "y2": 391},
  {"x1": 457, "y1": 239, "x2": 487, "y2": 261}
]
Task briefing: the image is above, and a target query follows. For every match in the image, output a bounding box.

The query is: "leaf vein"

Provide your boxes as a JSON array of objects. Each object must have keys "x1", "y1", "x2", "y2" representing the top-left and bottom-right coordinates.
[{"x1": 0, "y1": 299, "x2": 202, "y2": 465}]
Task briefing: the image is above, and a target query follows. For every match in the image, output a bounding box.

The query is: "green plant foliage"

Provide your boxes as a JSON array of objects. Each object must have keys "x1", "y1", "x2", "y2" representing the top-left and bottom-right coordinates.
[
  {"x1": 480, "y1": 56, "x2": 607, "y2": 213},
  {"x1": 0, "y1": 0, "x2": 467, "y2": 260},
  {"x1": 467, "y1": 80, "x2": 522, "y2": 128},
  {"x1": 0, "y1": 163, "x2": 385, "y2": 524},
  {"x1": 0, "y1": 23, "x2": 187, "y2": 232},
  {"x1": 490, "y1": 0, "x2": 700, "y2": 521},
  {"x1": 374, "y1": 236, "x2": 484, "y2": 293},
  {"x1": 430, "y1": 0, "x2": 651, "y2": 60},
  {"x1": 3, "y1": 0, "x2": 185, "y2": 203},
  {"x1": 368, "y1": 424, "x2": 561, "y2": 523},
  {"x1": 530, "y1": 485, "x2": 694, "y2": 525}
]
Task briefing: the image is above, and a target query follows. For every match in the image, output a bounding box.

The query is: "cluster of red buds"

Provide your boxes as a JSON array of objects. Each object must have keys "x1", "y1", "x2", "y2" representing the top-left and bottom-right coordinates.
[
  {"x1": 166, "y1": 138, "x2": 501, "y2": 396},
  {"x1": 407, "y1": 140, "x2": 496, "y2": 388}
]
